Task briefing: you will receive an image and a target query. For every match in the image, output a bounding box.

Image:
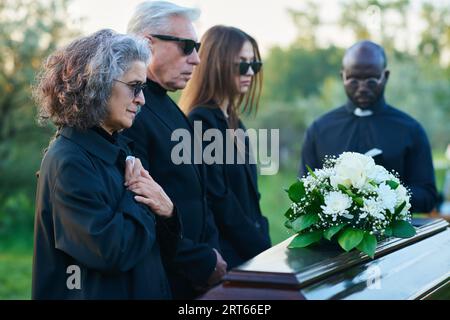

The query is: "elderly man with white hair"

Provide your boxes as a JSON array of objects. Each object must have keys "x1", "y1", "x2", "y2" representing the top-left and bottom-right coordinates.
[{"x1": 123, "y1": 1, "x2": 227, "y2": 299}]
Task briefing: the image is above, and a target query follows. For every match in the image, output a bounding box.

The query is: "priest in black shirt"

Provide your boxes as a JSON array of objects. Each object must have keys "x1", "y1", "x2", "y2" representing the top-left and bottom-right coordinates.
[
  {"x1": 124, "y1": 1, "x2": 227, "y2": 299},
  {"x1": 299, "y1": 40, "x2": 438, "y2": 213}
]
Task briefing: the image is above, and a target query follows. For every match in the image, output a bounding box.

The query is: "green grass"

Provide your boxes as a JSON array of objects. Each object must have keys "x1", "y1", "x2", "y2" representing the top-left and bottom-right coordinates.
[
  {"x1": 0, "y1": 250, "x2": 32, "y2": 299},
  {"x1": 259, "y1": 168, "x2": 298, "y2": 245},
  {"x1": 435, "y1": 168, "x2": 447, "y2": 194},
  {"x1": 0, "y1": 232, "x2": 33, "y2": 300}
]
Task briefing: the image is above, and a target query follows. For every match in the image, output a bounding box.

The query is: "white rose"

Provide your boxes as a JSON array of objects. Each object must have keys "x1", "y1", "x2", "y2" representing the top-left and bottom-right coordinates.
[
  {"x1": 330, "y1": 152, "x2": 376, "y2": 189},
  {"x1": 367, "y1": 165, "x2": 392, "y2": 184}
]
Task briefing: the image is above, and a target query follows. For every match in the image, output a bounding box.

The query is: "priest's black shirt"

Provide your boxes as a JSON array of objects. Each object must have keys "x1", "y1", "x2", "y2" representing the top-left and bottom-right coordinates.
[{"x1": 299, "y1": 98, "x2": 438, "y2": 213}]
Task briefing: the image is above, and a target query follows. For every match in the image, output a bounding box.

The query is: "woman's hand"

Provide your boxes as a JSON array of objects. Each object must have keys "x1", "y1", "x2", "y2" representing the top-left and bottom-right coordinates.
[{"x1": 124, "y1": 157, "x2": 174, "y2": 218}]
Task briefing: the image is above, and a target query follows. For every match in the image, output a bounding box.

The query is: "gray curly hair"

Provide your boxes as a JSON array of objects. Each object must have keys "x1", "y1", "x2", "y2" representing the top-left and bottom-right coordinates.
[{"x1": 34, "y1": 29, "x2": 150, "y2": 130}]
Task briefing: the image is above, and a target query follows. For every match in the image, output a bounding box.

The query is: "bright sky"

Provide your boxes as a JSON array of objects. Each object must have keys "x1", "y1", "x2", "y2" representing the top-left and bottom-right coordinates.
[
  {"x1": 68, "y1": 0, "x2": 343, "y2": 55},
  {"x1": 67, "y1": 0, "x2": 450, "y2": 57}
]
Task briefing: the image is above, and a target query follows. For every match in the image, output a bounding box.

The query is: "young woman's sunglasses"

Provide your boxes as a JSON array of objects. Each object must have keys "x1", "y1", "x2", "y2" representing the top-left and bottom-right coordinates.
[
  {"x1": 237, "y1": 61, "x2": 263, "y2": 75},
  {"x1": 114, "y1": 80, "x2": 147, "y2": 98},
  {"x1": 150, "y1": 34, "x2": 201, "y2": 56}
]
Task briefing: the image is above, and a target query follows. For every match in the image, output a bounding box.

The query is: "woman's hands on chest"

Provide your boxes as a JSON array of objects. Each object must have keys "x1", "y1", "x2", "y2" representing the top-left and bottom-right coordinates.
[{"x1": 124, "y1": 156, "x2": 174, "y2": 218}]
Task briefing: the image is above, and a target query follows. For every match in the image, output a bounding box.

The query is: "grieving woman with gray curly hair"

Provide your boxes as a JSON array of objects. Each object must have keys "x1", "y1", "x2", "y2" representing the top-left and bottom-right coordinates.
[{"x1": 32, "y1": 29, "x2": 180, "y2": 300}]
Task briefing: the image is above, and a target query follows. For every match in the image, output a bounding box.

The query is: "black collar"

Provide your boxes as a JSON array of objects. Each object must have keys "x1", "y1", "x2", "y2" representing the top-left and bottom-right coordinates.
[
  {"x1": 91, "y1": 126, "x2": 119, "y2": 144},
  {"x1": 147, "y1": 78, "x2": 167, "y2": 96},
  {"x1": 59, "y1": 127, "x2": 132, "y2": 165},
  {"x1": 208, "y1": 105, "x2": 228, "y2": 121},
  {"x1": 345, "y1": 96, "x2": 387, "y2": 116},
  {"x1": 194, "y1": 104, "x2": 229, "y2": 124}
]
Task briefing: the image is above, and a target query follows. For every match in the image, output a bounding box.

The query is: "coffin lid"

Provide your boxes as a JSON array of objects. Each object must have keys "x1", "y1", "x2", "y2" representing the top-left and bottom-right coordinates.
[{"x1": 224, "y1": 218, "x2": 450, "y2": 291}]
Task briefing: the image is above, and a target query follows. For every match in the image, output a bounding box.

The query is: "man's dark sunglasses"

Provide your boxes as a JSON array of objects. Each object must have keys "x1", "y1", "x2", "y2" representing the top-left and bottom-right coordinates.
[
  {"x1": 114, "y1": 79, "x2": 146, "y2": 97},
  {"x1": 151, "y1": 34, "x2": 201, "y2": 55},
  {"x1": 237, "y1": 61, "x2": 263, "y2": 75}
]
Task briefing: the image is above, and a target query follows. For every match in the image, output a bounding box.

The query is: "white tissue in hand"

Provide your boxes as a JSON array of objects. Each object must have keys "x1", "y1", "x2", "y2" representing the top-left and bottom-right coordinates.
[{"x1": 126, "y1": 156, "x2": 135, "y2": 166}]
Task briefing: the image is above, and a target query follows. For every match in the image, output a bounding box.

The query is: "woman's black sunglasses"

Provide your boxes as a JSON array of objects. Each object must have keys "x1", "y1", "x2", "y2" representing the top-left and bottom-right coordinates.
[
  {"x1": 114, "y1": 80, "x2": 146, "y2": 98},
  {"x1": 150, "y1": 34, "x2": 201, "y2": 56},
  {"x1": 237, "y1": 61, "x2": 263, "y2": 75}
]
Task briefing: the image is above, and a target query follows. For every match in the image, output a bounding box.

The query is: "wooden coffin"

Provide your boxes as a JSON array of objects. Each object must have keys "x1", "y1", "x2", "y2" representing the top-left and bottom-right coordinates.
[{"x1": 200, "y1": 218, "x2": 450, "y2": 300}]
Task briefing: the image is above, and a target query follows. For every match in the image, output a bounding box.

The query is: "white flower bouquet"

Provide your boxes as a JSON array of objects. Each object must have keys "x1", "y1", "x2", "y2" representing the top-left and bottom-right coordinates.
[{"x1": 285, "y1": 152, "x2": 416, "y2": 258}]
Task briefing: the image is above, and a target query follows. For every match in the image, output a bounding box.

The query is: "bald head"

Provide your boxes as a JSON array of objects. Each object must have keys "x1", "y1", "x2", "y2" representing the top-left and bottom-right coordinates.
[
  {"x1": 341, "y1": 41, "x2": 389, "y2": 109},
  {"x1": 342, "y1": 41, "x2": 387, "y2": 70}
]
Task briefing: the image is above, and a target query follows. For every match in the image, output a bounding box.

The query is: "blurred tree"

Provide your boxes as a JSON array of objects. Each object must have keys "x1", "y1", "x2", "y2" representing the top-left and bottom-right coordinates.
[
  {"x1": 247, "y1": 76, "x2": 345, "y2": 171},
  {"x1": 254, "y1": 0, "x2": 450, "y2": 172},
  {"x1": 258, "y1": 0, "x2": 343, "y2": 104},
  {"x1": 386, "y1": 55, "x2": 450, "y2": 150},
  {"x1": 287, "y1": 0, "x2": 321, "y2": 50},
  {"x1": 261, "y1": 45, "x2": 344, "y2": 103},
  {"x1": 339, "y1": 0, "x2": 410, "y2": 51},
  {"x1": 0, "y1": 0, "x2": 80, "y2": 231},
  {"x1": 418, "y1": 2, "x2": 450, "y2": 65}
]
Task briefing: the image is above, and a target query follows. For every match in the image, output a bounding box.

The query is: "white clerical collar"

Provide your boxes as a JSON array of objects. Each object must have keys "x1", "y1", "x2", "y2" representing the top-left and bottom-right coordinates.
[
  {"x1": 354, "y1": 107, "x2": 373, "y2": 117},
  {"x1": 365, "y1": 148, "x2": 383, "y2": 158}
]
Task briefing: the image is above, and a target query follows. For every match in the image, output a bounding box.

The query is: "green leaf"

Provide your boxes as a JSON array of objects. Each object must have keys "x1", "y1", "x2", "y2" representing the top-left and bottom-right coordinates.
[
  {"x1": 312, "y1": 189, "x2": 325, "y2": 204},
  {"x1": 292, "y1": 213, "x2": 319, "y2": 233},
  {"x1": 284, "y1": 220, "x2": 293, "y2": 229},
  {"x1": 356, "y1": 233, "x2": 377, "y2": 258},
  {"x1": 384, "y1": 226, "x2": 393, "y2": 237},
  {"x1": 288, "y1": 180, "x2": 305, "y2": 203},
  {"x1": 323, "y1": 224, "x2": 345, "y2": 240},
  {"x1": 306, "y1": 165, "x2": 318, "y2": 179},
  {"x1": 284, "y1": 207, "x2": 294, "y2": 219},
  {"x1": 288, "y1": 230, "x2": 323, "y2": 248},
  {"x1": 338, "y1": 228, "x2": 365, "y2": 252},
  {"x1": 387, "y1": 180, "x2": 399, "y2": 190},
  {"x1": 338, "y1": 184, "x2": 356, "y2": 197},
  {"x1": 369, "y1": 180, "x2": 378, "y2": 187},
  {"x1": 391, "y1": 220, "x2": 416, "y2": 238},
  {"x1": 394, "y1": 201, "x2": 407, "y2": 215},
  {"x1": 353, "y1": 197, "x2": 364, "y2": 206}
]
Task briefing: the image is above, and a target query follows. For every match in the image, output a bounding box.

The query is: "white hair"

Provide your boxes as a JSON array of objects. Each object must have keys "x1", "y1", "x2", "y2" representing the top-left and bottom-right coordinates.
[{"x1": 127, "y1": 1, "x2": 200, "y2": 36}]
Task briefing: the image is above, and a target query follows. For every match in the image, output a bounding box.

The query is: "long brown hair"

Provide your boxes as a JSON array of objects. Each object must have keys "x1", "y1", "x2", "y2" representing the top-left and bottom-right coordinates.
[{"x1": 179, "y1": 25, "x2": 263, "y2": 129}]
